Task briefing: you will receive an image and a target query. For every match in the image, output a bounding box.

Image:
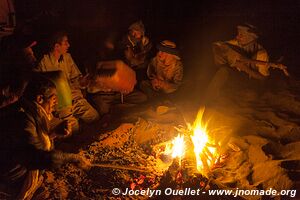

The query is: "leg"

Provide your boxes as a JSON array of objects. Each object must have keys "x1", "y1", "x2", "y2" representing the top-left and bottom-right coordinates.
[
  {"x1": 89, "y1": 93, "x2": 118, "y2": 115},
  {"x1": 72, "y1": 98, "x2": 99, "y2": 123},
  {"x1": 203, "y1": 66, "x2": 229, "y2": 104},
  {"x1": 123, "y1": 89, "x2": 147, "y2": 104}
]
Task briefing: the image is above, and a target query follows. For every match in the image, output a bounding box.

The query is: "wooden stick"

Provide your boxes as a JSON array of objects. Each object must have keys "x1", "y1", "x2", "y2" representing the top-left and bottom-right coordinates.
[{"x1": 91, "y1": 163, "x2": 151, "y2": 173}]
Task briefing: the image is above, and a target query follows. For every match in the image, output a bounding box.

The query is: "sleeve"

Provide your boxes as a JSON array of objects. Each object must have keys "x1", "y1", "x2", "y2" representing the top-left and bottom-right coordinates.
[
  {"x1": 212, "y1": 41, "x2": 228, "y2": 66},
  {"x1": 17, "y1": 113, "x2": 53, "y2": 170},
  {"x1": 142, "y1": 36, "x2": 152, "y2": 53},
  {"x1": 33, "y1": 56, "x2": 46, "y2": 72},
  {"x1": 65, "y1": 54, "x2": 84, "y2": 91},
  {"x1": 172, "y1": 61, "x2": 183, "y2": 84},
  {"x1": 212, "y1": 41, "x2": 240, "y2": 67},
  {"x1": 161, "y1": 61, "x2": 183, "y2": 93},
  {"x1": 147, "y1": 58, "x2": 157, "y2": 80},
  {"x1": 255, "y1": 48, "x2": 270, "y2": 76},
  {"x1": 67, "y1": 54, "x2": 82, "y2": 80},
  {"x1": 17, "y1": 113, "x2": 77, "y2": 170}
]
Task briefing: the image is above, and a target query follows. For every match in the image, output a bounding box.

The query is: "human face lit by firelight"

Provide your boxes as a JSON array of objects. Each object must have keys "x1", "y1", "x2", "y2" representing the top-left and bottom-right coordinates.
[
  {"x1": 236, "y1": 28, "x2": 256, "y2": 46},
  {"x1": 58, "y1": 36, "x2": 70, "y2": 55},
  {"x1": 40, "y1": 88, "x2": 58, "y2": 114},
  {"x1": 130, "y1": 30, "x2": 143, "y2": 40}
]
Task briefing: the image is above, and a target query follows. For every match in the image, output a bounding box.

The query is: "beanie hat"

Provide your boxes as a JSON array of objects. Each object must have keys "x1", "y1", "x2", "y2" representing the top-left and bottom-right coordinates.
[{"x1": 157, "y1": 40, "x2": 180, "y2": 59}]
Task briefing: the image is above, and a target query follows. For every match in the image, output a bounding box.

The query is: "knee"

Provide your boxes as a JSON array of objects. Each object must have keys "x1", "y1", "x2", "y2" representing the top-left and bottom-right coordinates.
[
  {"x1": 91, "y1": 109, "x2": 100, "y2": 121},
  {"x1": 98, "y1": 103, "x2": 111, "y2": 116},
  {"x1": 84, "y1": 105, "x2": 100, "y2": 123}
]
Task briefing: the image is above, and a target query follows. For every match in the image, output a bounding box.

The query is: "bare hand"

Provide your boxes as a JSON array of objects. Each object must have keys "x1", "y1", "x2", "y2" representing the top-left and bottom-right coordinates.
[
  {"x1": 54, "y1": 120, "x2": 72, "y2": 138},
  {"x1": 73, "y1": 155, "x2": 91, "y2": 171},
  {"x1": 277, "y1": 64, "x2": 289, "y2": 76}
]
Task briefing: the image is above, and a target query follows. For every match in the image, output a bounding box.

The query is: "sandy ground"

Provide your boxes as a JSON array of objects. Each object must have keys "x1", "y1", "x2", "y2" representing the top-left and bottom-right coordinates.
[{"x1": 32, "y1": 73, "x2": 300, "y2": 200}]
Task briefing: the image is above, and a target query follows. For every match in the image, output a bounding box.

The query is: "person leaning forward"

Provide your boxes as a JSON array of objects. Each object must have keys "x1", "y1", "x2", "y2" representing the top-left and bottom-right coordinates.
[{"x1": 0, "y1": 76, "x2": 90, "y2": 200}]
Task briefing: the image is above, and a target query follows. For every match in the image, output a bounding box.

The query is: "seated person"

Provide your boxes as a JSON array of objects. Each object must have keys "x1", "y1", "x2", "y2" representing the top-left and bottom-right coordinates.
[
  {"x1": 213, "y1": 23, "x2": 270, "y2": 80},
  {"x1": 119, "y1": 20, "x2": 152, "y2": 81},
  {"x1": 0, "y1": 76, "x2": 89, "y2": 200},
  {"x1": 34, "y1": 31, "x2": 99, "y2": 132},
  {"x1": 86, "y1": 60, "x2": 147, "y2": 115},
  {"x1": 204, "y1": 23, "x2": 288, "y2": 103},
  {"x1": 140, "y1": 40, "x2": 183, "y2": 99}
]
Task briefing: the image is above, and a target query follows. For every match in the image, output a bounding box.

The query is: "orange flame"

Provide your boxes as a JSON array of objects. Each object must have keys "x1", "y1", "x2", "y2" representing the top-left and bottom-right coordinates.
[
  {"x1": 171, "y1": 134, "x2": 185, "y2": 159},
  {"x1": 190, "y1": 109, "x2": 218, "y2": 173},
  {"x1": 164, "y1": 134, "x2": 185, "y2": 161},
  {"x1": 159, "y1": 108, "x2": 218, "y2": 175}
]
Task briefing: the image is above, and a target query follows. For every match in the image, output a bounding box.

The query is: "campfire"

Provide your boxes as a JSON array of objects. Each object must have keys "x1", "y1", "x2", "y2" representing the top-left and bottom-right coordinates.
[
  {"x1": 17, "y1": 101, "x2": 298, "y2": 200},
  {"x1": 157, "y1": 108, "x2": 220, "y2": 177},
  {"x1": 39, "y1": 108, "x2": 228, "y2": 199}
]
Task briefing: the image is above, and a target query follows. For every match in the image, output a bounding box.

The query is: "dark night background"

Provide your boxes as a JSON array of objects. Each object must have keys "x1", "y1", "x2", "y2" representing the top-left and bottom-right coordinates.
[{"x1": 13, "y1": 0, "x2": 300, "y2": 97}]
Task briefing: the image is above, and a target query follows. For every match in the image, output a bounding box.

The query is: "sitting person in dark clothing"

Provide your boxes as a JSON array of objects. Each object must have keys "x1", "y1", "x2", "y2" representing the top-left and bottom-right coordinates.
[
  {"x1": 119, "y1": 20, "x2": 152, "y2": 81},
  {"x1": 0, "y1": 75, "x2": 90, "y2": 200}
]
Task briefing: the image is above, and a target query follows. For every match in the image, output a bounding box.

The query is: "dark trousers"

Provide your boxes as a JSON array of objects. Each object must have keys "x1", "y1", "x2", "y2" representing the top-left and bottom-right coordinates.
[{"x1": 89, "y1": 90, "x2": 147, "y2": 115}]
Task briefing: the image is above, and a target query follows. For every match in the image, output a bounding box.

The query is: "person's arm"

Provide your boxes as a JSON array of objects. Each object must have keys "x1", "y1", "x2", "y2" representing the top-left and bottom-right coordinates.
[
  {"x1": 65, "y1": 54, "x2": 90, "y2": 90},
  {"x1": 33, "y1": 55, "x2": 47, "y2": 72},
  {"x1": 19, "y1": 113, "x2": 89, "y2": 170},
  {"x1": 141, "y1": 36, "x2": 152, "y2": 54},
  {"x1": 147, "y1": 58, "x2": 157, "y2": 80},
  {"x1": 17, "y1": 113, "x2": 53, "y2": 169},
  {"x1": 212, "y1": 41, "x2": 230, "y2": 66},
  {"x1": 124, "y1": 36, "x2": 151, "y2": 66},
  {"x1": 213, "y1": 41, "x2": 265, "y2": 79},
  {"x1": 67, "y1": 54, "x2": 82, "y2": 80},
  {"x1": 159, "y1": 61, "x2": 183, "y2": 93},
  {"x1": 254, "y1": 48, "x2": 269, "y2": 76}
]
